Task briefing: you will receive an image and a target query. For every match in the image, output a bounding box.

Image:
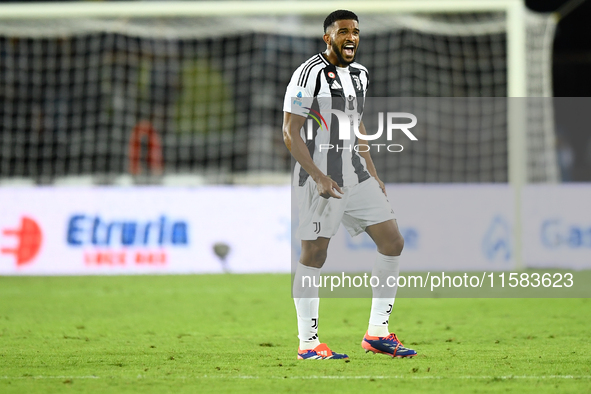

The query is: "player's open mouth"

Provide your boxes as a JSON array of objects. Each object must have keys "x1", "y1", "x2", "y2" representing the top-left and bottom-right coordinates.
[{"x1": 343, "y1": 44, "x2": 355, "y2": 57}]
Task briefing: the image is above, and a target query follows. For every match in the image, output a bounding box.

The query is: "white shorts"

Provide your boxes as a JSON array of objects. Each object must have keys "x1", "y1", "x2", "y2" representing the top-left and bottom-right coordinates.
[{"x1": 295, "y1": 177, "x2": 396, "y2": 241}]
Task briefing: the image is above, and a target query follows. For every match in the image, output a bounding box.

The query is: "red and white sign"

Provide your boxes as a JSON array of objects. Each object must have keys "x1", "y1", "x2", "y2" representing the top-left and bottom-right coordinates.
[
  {"x1": 0, "y1": 187, "x2": 291, "y2": 275},
  {"x1": 1, "y1": 216, "x2": 43, "y2": 267}
]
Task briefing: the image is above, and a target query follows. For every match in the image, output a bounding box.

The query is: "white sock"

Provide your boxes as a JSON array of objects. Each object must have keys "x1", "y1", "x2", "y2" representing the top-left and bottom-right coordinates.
[
  {"x1": 293, "y1": 262, "x2": 321, "y2": 350},
  {"x1": 368, "y1": 253, "x2": 400, "y2": 337}
]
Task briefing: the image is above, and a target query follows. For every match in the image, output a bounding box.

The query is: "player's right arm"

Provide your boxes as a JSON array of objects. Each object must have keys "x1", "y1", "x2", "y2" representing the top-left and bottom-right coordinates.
[{"x1": 282, "y1": 112, "x2": 343, "y2": 199}]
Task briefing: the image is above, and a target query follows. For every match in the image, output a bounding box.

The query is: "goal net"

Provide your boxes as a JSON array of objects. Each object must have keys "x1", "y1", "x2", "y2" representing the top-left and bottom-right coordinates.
[{"x1": 0, "y1": 4, "x2": 557, "y2": 185}]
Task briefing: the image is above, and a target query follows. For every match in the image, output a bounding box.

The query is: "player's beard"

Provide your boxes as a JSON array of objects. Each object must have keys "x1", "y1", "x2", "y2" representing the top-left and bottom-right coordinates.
[{"x1": 332, "y1": 41, "x2": 355, "y2": 67}]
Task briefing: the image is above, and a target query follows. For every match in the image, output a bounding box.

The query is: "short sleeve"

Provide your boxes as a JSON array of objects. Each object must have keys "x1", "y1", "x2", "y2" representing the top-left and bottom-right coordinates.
[{"x1": 283, "y1": 64, "x2": 317, "y2": 117}]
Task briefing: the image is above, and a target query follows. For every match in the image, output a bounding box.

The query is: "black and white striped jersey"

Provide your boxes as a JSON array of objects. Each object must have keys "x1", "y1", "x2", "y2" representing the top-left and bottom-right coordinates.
[{"x1": 283, "y1": 53, "x2": 371, "y2": 187}]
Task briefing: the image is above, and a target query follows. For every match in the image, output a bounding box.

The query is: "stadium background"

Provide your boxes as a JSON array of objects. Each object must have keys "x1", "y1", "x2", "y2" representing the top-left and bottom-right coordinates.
[
  {"x1": 0, "y1": 0, "x2": 589, "y2": 274},
  {"x1": 0, "y1": 1, "x2": 590, "y2": 392}
]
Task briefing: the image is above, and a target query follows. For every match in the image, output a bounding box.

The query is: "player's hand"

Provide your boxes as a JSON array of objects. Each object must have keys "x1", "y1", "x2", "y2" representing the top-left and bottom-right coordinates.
[
  {"x1": 376, "y1": 177, "x2": 387, "y2": 196},
  {"x1": 316, "y1": 174, "x2": 343, "y2": 199}
]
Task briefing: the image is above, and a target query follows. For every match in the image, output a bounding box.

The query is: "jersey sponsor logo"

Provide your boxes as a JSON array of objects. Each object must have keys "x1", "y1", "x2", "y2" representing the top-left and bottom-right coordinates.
[
  {"x1": 1, "y1": 216, "x2": 43, "y2": 267},
  {"x1": 347, "y1": 95, "x2": 357, "y2": 111},
  {"x1": 331, "y1": 80, "x2": 342, "y2": 90}
]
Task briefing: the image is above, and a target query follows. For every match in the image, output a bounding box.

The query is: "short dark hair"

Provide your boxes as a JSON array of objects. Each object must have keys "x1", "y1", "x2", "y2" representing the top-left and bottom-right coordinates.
[{"x1": 323, "y1": 10, "x2": 359, "y2": 33}]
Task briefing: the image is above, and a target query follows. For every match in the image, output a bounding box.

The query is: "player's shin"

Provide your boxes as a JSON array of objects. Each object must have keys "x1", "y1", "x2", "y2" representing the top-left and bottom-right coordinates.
[
  {"x1": 293, "y1": 262, "x2": 321, "y2": 349},
  {"x1": 368, "y1": 253, "x2": 400, "y2": 337}
]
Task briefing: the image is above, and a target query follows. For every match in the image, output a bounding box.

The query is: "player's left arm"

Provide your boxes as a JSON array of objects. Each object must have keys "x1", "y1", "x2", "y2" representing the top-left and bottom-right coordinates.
[{"x1": 357, "y1": 120, "x2": 387, "y2": 196}]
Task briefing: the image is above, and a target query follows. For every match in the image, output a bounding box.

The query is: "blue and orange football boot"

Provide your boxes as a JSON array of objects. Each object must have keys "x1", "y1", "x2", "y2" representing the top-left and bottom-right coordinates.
[
  {"x1": 297, "y1": 343, "x2": 349, "y2": 360},
  {"x1": 362, "y1": 332, "x2": 417, "y2": 358}
]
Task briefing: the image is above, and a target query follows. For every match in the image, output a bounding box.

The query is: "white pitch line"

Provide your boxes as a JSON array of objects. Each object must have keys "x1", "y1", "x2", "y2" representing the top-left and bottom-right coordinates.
[
  {"x1": 1, "y1": 375, "x2": 590, "y2": 380},
  {"x1": 271, "y1": 375, "x2": 588, "y2": 380},
  {"x1": 0, "y1": 376, "x2": 99, "y2": 380}
]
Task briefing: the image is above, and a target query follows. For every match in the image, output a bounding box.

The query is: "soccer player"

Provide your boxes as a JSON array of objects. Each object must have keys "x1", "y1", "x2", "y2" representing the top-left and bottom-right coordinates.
[{"x1": 283, "y1": 10, "x2": 417, "y2": 360}]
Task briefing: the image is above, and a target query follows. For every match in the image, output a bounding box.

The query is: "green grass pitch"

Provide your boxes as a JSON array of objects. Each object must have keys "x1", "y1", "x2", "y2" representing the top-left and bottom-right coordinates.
[{"x1": 0, "y1": 274, "x2": 589, "y2": 393}]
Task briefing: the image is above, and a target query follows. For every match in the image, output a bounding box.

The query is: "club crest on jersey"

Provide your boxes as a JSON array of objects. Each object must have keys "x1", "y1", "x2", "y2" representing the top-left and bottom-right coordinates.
[
  {"x1": 352, "y1": 75, "x2": 362, "y2": 90},
  {"x1": 327, "y1": 71, "x2": 336, "y2": 79}
]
